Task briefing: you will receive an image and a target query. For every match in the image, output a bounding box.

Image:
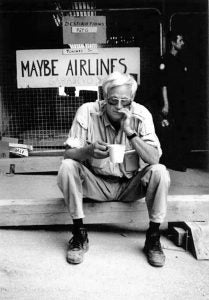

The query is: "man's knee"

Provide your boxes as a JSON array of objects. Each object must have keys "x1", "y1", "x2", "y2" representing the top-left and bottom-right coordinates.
[
  {"x1": 58, "y1": 159, "x2": 82, "y2": 179},
  {"x1": 149, "y1": 164, "x2": 170, "y2": 185},
  {"x1": 60, "y1": 158, "x2": 80, "y2": 171}
]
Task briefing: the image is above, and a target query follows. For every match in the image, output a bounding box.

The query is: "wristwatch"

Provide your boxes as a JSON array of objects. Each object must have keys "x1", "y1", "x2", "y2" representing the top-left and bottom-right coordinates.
[{"x1": 127, "y1": 132, "x2": 137, "y2": 140}]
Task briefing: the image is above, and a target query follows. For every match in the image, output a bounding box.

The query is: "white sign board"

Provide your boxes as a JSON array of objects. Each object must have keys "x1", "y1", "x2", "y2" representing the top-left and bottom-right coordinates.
[
  {"x1": 16, "y1": 48, "x2": 140, "y2": 88},
  {"x1": 63, "y1": 16, "x2": 106, "y2": 44}
]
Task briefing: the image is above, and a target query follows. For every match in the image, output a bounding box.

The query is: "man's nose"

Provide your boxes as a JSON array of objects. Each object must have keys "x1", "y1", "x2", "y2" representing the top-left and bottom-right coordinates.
[{"x1": 116, "y1": 100, "x2": 123, "y2": 109}]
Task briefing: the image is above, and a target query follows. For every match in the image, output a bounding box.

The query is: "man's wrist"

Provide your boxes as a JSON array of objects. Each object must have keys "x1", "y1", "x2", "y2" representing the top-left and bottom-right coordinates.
[
  {"x1": 127, "y1": 133, "x2": 137, "y2": 140},
  {"x1": 126, "y1": 130, "x2": 138, "y2": 140},
  {"x1": 87, "y1": 143, "x2": 94, "y2": 157}
]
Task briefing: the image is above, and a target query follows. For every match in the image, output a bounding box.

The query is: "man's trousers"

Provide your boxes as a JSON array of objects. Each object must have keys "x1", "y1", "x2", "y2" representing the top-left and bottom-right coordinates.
[{"x1": 57, "y1": 159, "x2": 170, "y2": 224}]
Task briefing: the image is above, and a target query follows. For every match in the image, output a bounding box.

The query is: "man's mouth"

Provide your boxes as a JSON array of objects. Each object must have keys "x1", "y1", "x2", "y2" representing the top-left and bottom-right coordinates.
[{"x1": 113, "y1": 111, "x2": 123, "y2": 115}]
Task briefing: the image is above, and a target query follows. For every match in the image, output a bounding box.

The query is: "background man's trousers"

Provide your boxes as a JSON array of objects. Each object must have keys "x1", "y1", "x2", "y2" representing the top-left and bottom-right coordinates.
[{"x1": 57, "y1": 159, "x2": 170, "y2": 224}]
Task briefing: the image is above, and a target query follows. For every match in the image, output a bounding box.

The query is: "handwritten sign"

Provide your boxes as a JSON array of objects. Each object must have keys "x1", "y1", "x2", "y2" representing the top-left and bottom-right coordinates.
[
  {"x1": 63, "y1": 16, "x2": 106, "y2": 44},
  {"x1": 63, "y1": 48, "x2": 98, "y2": 54},
  {"x1": 10, "y1": 147, "x2": 28, "y2": 157},
  {"x1": 16, "y1": 48, "x2": 140, "y2": 88},
  {"x1": 72, "y1": 26, "x2": 97, "y2": 33}
]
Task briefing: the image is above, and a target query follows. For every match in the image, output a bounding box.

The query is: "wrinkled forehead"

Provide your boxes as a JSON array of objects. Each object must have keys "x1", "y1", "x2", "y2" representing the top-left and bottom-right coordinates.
[{"x1": 107, "y1": 84, "x2": 133, "y2": 98}]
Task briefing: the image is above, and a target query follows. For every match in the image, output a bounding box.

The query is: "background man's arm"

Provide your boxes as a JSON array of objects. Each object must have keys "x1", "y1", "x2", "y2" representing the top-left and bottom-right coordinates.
[{"x1": 161, "y1": 86, "x2": 169, "y2": 116}]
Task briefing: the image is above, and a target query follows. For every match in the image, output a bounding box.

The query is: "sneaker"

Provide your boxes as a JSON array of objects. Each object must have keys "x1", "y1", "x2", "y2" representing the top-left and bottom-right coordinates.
[
  {"x1": 67, "y1": 228, "x2": 89, "y2": 264},
  {"x1": 143, "y1": 231, "x2": 165, "y2": 267}
]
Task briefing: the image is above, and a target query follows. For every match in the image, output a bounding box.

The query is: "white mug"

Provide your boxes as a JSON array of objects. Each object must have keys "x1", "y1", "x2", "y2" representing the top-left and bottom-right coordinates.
[{"x1": 108, "y1": 144, "x2": 125, "y2": 163}]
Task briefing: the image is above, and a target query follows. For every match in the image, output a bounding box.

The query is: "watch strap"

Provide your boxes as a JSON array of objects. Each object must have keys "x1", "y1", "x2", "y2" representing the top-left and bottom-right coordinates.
[{"x1": 127, "y1": 132, "x2": 137, "y2": 140}]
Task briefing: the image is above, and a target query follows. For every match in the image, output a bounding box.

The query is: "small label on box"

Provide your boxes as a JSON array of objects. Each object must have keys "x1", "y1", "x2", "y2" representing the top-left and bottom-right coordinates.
[{"x1": 10, "y1": 147, "x2": 28, "y2": 157}]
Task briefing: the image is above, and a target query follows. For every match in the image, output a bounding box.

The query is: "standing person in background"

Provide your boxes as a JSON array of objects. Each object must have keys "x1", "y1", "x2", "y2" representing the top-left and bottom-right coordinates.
[
  {"x1": 159, "y1": 31, "x2": 190, "y2": 172},
  {"x1": 57, "y1": 72, "x2": 170, "y2": 268}
]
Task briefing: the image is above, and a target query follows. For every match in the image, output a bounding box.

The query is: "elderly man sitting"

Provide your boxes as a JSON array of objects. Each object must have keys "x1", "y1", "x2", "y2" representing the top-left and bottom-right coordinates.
[{"x1": 57, "y1": 71, "x2": 170, "y2": 267}]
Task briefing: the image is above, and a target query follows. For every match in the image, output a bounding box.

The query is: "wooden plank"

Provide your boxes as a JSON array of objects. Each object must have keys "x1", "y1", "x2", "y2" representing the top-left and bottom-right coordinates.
[
  {"x1": 2, "y1": 137, "x2": 19, "y2": 143},
  {"x1": 0, "y1": 156, "x2": 63, "y2": 173},
  {"x1": 0, "y1": 141, "x2": 9, "y2": 158},
  {"x1": 29, "y1": 149, "x2": 65, "y2": 157},
  {"x1": 185, "y1": 222, "x2": 209, "y2": 260},
  {"x1": 0, "y1": 172, "x2": 209, "y2": 226},
  {"x1": 0, "y1": 196, "x2": 209, "y2": 226}
]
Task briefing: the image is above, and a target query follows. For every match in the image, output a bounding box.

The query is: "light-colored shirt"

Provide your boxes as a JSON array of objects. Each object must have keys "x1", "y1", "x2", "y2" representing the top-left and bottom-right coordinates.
[{"x1": 65, "y1": 100, "x2": 162, "y2": 178}]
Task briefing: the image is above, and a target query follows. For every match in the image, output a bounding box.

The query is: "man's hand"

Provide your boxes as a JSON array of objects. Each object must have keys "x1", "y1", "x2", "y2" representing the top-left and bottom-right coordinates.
[
  {"x1": 90, "y1": 141, "x2": 109, "y2": 159},
  {"x1": 118, "y1": 108, "x2": 133, "y2": 134}
]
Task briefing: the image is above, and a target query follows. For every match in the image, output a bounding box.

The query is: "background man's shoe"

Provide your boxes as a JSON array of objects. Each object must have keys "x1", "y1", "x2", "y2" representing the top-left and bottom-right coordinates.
[
  {"x1": 143, "y1": 231, "x2": 165, "y2": 267},
  {"x1": 67, "y1": 228, "x2": 89, "y2": 264}
]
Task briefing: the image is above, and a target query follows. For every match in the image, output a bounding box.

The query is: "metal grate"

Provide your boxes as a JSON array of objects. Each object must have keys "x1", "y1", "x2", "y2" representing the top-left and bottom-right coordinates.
[{"x1": 0, "y1": 85, "x2": 95, "y2": 149}]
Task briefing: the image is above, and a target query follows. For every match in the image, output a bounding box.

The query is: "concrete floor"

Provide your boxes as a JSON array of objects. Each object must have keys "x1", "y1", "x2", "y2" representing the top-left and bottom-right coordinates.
[{"x1": 0, "y1": 224, "x2": 209, "y2": 300}]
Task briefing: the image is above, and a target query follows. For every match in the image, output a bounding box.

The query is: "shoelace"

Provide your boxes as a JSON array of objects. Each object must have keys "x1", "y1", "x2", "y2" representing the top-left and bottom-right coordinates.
[
  {"x1": 151, "y1": 240, "x2": 162, "y2": 252},
  {"x1": 69, "y1": 236, "x2": 83, "y2": 250}
]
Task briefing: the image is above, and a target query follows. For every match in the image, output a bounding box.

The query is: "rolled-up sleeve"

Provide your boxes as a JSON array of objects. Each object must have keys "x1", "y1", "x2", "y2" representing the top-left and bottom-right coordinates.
[
  {"x1": 64, "y1": 104, "x2": 89, "y2": 148},
  {"x1": 136, "y1": 106, "x2": 162, "y2": 157}
]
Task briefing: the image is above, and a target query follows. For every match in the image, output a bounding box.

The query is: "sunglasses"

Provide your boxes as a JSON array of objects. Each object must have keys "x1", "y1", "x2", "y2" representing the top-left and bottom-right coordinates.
[{"x1": 107, "y1": 97, "x2": 132, "y2": 107}]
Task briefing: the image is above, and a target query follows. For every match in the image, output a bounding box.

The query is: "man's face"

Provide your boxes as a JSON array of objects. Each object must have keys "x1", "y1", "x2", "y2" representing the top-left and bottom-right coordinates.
[
  {"x1": 173, "y1": 35, "x2": 184, "y2": 51},
  {"x1": 105, "y1": 85, "x2": 133, "y2": 122}
]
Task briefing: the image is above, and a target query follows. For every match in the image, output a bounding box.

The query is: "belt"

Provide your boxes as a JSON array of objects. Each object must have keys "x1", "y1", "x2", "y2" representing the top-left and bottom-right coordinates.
[{"x1": 97, "y1": 174, "x2": 128, "y2": 183}]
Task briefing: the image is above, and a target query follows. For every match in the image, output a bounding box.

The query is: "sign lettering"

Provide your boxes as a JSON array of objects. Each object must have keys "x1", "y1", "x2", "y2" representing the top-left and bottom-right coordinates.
[
  {"x1": 72, "y1": 26, "x2": 97, "y2": 33},
  {"x1": 16, "y1": 48, "x2": 140, "y2": 88}
]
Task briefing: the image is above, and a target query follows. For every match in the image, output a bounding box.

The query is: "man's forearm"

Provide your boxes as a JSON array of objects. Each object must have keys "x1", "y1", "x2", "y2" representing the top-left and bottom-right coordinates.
[
  {"x1": 130, "y1": 136, "x2": 160, "y2": 165},
  {"x1": 64, "y1": 145, "x2": 93, "y2": 161},
  {"x1": 162, "y1": 86, "x2": 169, "y2": 113}
]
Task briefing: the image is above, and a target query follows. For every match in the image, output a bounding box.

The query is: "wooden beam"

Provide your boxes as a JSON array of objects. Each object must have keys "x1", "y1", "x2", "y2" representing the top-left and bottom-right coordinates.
[
  {"x1": 185, "y1": 222, "x2": 209, "y2": 260},
  {"x1": 2, "y1": 137, "x2": 19, "y2": 143},
  {"x1": 0, "y1": 141, "x2": 9, "y2": 158},
  {"x1": 0, "y1": 173, "x2": 208, "y2": 226},
  {"x1": 29, "y1": 150, "x2": 65, "y2": 157},
  {"x1": 0, "y1": 196, "x2": 209, "y2": 226},
  {"x1": 0, "y1": 156, "x2": 63, "y2": 173}
]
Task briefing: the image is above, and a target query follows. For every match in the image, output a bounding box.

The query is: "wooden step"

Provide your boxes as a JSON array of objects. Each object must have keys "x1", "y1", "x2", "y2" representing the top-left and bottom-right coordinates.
[
  {"x1": 0, "y1": 156, "x2": 63, "y2": 173},
  {"x1": 0, "y1": 174, "x2": 209, "y2": 226}
]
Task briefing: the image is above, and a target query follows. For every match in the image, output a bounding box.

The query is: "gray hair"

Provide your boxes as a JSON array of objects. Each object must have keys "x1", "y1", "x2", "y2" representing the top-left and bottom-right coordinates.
[{"x1": 102, "y1": 72, "x2": 138, "y2": 99}]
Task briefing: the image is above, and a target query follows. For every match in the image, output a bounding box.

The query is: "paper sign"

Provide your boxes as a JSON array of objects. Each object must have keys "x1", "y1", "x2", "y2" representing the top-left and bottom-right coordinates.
[
  {"x1": 16, "y1": 47, "x2": 140, "y2": 88},
  {"x1": 63, "y1": 16, "x2": 106, "y2": 44},
  {"x1": 10, "y1": 148, "x2": 28, "y2": 157}
]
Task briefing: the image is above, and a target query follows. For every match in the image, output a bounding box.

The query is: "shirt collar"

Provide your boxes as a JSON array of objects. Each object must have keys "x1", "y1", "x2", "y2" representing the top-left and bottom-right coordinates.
[
  {"x1": 103, "y1": 111, "x2": 112, "y2": 127},
  {"x1": 97, "y1": 100, "x2": 111, "y2": 127}
]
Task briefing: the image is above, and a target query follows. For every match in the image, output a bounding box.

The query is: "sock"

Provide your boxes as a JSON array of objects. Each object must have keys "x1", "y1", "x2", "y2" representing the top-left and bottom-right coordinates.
[
  {"x1": 148, "y1": 221, "x2": 160, "y2": 234},
  {"x1": 72, "y1": 218, "x2": 84, "y2": 232}
]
